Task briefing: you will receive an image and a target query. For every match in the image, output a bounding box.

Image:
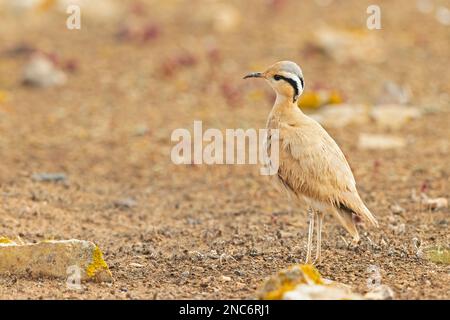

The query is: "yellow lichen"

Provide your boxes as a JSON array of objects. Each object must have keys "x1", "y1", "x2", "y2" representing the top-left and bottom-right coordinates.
[
  {"x1": 424, "y1": 245, "x2": 450, "y2": 265},
  {"x1": 299, "y1": 264, "x2": 323, "y2": 285},
  {"x1": 298, "y1": 91, "x2": 322, "y2": 109},
  {"x1": 298, "y1": 90, "x2": 344, "y2": 110},
  {"x1": 0, "y1": 237, "x2": 14, "y2": 244},
  {"x1": 86, "y1": 246, "x2": 111, "y2": 278},
  {"x1": 260, "y1": 264, "x2": 324, "y2": 299},
  {"x1": 327, "y1": 90, "x2": 343, "y2": 105},
  {"x1": 0, "y1": 90, "x2": 8, "y2": 104},
  {"x1": 264, "y1": 281, "x2": 297, "y2": 300}
]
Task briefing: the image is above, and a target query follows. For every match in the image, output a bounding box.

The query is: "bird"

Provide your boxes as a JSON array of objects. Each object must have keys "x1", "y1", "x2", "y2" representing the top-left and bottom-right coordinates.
[{"x1": 244, "y1": 61, "x2": 378, "y2": 264}]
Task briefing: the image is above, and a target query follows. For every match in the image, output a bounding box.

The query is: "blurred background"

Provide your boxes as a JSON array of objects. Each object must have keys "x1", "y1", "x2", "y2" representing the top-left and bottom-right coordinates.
[{"x1": 0, "y1": 0, "x2": 448, "y2": 299}]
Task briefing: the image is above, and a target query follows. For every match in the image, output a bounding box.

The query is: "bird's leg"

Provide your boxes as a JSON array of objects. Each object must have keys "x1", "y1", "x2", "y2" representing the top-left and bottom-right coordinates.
[
  {"x1": 305, "y1": 207, "x2": 315, "y2": 264},
  {"x1": 314, "y1": 211, "x2": 324, "y2": 265},
  {"x1": 351, "y1": 233, "x2": 360, "y2": 247}
]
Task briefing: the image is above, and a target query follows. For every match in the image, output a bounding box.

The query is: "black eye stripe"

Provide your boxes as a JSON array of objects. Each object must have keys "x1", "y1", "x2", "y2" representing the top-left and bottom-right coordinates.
[
  {"x1": 274, "y1": 74, "x2": 304, "y2": 89},
  {"x1": 273, "y1": 74, "x2": 300, "y2": 102}
]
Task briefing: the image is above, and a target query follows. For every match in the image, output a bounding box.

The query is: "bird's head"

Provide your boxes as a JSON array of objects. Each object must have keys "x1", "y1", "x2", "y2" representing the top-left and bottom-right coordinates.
[{"x1": 244, "y1": 61, "x2": 304, "y2": 103}]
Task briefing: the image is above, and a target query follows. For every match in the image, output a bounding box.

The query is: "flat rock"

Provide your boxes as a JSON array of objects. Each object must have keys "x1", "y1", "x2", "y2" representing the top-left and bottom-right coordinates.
[
  {"x1": 314, "y1": 27, "x2": 385, "y2": 63},
  {"x1": 258, "y1": 264, "x2": 364, "y2": 300},
  {"x1": 358, "y1": 133, "x2": 406, "y2": 150},
  {"x1": 364, "y1": 285, "x2": 395, "y2": 300},
  {"x1": 0, "y1": 239, "x2": 112, "y2": 282},
  {"x1": 311, "y1": 104, "x2": 370, "y2": 128},
  {"x1": 370, "y1": 104, "x2": 422, "y2": 130},
  {"x1": 258, "y1": 264, "x2": 395, "y2": 300}
]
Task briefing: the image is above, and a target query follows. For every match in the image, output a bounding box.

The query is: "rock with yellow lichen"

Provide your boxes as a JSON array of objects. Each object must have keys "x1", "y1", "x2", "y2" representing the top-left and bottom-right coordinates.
[
  {"x1": 0, "y1": 237, "x2": 16, "y2": 245},
  {"x1": 423, "y1": 245, "x2": 450, "y2": 265},
  {"x1": 258, "y1": 264, "x2": 365, "y2": 300},
  {"x1": 0, "y1": 238, "x2": 112, "y2": 282},
  {"x1": 298, "y1": 90, "x2": 344, "y2": 110}
]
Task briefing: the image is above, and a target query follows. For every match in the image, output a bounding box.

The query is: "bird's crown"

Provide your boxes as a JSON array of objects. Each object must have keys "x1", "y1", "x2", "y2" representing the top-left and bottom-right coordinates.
[{"x1": 268, "y1": 61, "x2": 303, "y2": 80}]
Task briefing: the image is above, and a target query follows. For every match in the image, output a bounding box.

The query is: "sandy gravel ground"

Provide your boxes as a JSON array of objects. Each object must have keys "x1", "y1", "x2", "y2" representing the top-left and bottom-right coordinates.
[{"x1": 0, "y1": 0, "x2": 448, "y2": 299}]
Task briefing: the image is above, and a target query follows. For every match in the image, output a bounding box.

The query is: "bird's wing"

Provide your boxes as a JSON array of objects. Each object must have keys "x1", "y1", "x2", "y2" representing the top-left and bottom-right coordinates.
[{"x1": 276, "y1": 120, "x2": 378, "y2": 226}]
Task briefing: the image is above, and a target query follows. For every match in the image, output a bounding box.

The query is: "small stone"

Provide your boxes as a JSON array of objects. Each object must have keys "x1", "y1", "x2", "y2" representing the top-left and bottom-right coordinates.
[
  {"x1": 114, "y1": 198, "x2": 137, "y2": 209},
  {"x1": 207, "y1": 250, "x2": 220, "y2": 259},
  {"x1": 221, "y1": 275, "x2": 232, "y2": 282},
  {"x1": 277, "y1": 230, "x2": 295, "y2": 239},
  {"x1": 22, "y1": 54, "x2": 67, "y2": 88},
  {"x1": 181, "y1": 271, "x2": 190, "y2": 277},
  {"x1": 436, "y1": 6, "x2": 450, "y2": 26},
  {"x1": 32, "y1": 172, "x2": 67, "y2": 183},
  {"x1": 389, "y1": 223, "x2": 406, "y2": 235},
  {"x1": 234, "y1": 270, "x2": 246, "y2": 276},
  {"x1": 390, "y1": 204, "x2": 405, "y2": 215},
  {"x1": 133, "y1": 124, "x2": 149, "y2": 136},
  {"x1": 129, "y1": 262, "x2": 144, "y2": 268},
  {"x1": 416, "y1": 192, "x2": 448, "y2": 211},
  {"x1": 422, "y1": 197, "x2": 448, "y2": 210},
  {"x1": 378, "y1": 81, "x2": 411, "y2": 105}
]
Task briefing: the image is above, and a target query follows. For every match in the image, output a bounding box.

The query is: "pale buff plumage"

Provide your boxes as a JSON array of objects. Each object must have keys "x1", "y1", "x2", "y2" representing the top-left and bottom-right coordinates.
[{"x1": 244, "y1": 61, "x2": 378, "y2": 264}]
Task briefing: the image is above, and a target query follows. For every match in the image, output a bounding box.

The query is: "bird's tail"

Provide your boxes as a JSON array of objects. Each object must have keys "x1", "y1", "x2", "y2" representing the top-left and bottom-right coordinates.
[
  {"x1": 359, "y1": 203, "x2": 379, "y2": 228},
  {"x1": 331, "y1": 196, "x2": 378, "y2": 240},
  {"x1": 331, "y1": 208, "x2": 360, "y2": 242},
  {"x1": 341, "y1": 193, "x2": 379, "y2": 228}
]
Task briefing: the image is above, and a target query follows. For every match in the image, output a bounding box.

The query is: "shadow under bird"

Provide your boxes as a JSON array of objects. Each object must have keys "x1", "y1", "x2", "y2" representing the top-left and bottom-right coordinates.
[{"x1": 244, "y1": 61, "x2": 378, "y2": 264}]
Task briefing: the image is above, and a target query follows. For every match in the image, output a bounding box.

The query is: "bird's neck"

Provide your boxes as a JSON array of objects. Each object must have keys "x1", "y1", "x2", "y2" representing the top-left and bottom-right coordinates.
[
  {"x1": 272, "y1": 93, "x2": 302, "y2": 115},
  {"x1": 268, "y1": 93, "x2": 308, "y2": 127}
]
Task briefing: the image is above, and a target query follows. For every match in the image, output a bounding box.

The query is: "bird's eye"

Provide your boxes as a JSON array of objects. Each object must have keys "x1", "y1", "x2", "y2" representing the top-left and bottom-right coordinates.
[{"x1": 273, "y1": 75, "x2": 282, "y2": 81}]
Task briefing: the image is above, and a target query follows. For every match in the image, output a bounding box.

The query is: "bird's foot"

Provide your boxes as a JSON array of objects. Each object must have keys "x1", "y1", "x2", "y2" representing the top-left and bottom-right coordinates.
[
  {"x1": 304, "y1": 255, "x2": 313, "y2": 265},
  {"x1": 312, "y1": 258, "x2": 322, "y2": 266},
  {"x1": 347, "y1": 236, "x2": 360, "y2": 250}
]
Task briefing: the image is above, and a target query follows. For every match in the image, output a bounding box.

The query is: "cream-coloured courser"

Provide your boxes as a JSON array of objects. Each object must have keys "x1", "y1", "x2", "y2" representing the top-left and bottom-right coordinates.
[{"x1": 244, "y1": 61, "x2": 378, "y2": 264}]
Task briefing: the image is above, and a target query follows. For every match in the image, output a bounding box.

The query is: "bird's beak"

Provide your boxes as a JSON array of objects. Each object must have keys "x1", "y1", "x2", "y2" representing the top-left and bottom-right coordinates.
[{"x1": 243, "y1": 72, "x2": 264, "y2": 79}]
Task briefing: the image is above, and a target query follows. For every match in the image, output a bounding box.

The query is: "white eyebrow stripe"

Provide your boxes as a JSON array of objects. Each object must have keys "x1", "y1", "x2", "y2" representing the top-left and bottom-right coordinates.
[{"x1": 279, "y1": 71, "x2": 304, "y2": 91}]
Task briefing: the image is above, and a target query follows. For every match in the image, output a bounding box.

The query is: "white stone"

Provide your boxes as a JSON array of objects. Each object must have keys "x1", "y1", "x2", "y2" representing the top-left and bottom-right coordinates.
[
  {"x1": 311, "y1": 104, "x2": 370, "y2": 128},
  {"x1": 358, "y1": 133, "x2": 406, "y2": 150},
  {"x1": 22, "y1": 55, "x2": 67, "y2": 88},
  {"x1": 371, "y1": 104, "x2": 422, "y2": 130}
]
